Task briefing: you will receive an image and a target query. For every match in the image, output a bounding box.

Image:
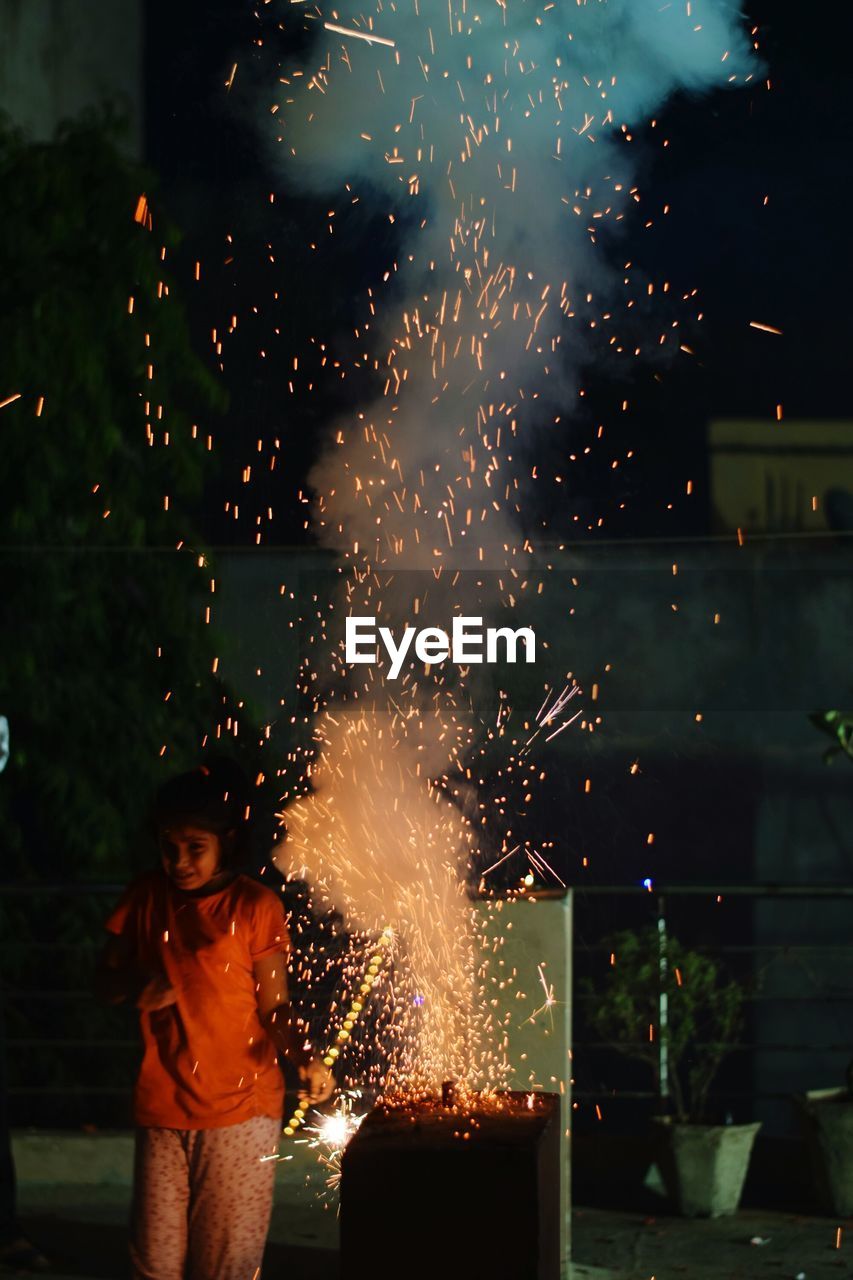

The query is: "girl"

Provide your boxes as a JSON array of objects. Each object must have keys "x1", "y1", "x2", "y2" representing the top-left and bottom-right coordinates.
[{"x1": 96, "y1": 759, "x2": 333, "y2": 1280}]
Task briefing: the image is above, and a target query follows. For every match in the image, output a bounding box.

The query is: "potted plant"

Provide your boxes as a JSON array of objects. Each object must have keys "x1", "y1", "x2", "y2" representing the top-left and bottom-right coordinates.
[
  {"x1": 797, "y1": 708, "x2": 853, "y2": 1214},
  {"x1": 586, "y1": 926, "x2": 758, "y2": 1217},
  {"x1": 796, "y1": 1064, "x2": 853, "y2": 1216}
]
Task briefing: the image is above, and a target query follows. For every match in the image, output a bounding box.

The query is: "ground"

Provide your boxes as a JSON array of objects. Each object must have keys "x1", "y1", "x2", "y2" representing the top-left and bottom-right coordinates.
[
  {"x1": 572, "y1": 1206, "x2": 850, "y2": 1279},
  {"x1": 7, "y1": 1140, "x2": 852, "y2": 1279}
]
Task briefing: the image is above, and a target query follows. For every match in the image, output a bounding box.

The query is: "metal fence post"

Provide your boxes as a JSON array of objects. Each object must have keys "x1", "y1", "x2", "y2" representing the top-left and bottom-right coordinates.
[{"x1": 657, "y1": 894, "x2": 669, "y2": 1107}]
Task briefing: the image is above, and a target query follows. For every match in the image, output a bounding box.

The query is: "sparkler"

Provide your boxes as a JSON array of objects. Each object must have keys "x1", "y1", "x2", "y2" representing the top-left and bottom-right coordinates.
[
  {"x1": 282, "y1": 925, "x2": 393, "y2": 1137},
  {"x1": 308, "y1": 1100, "x2": 366, "y2": 1152}
]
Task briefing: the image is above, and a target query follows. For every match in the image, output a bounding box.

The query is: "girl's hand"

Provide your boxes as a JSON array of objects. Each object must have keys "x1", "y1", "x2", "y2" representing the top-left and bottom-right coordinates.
[
  {"x1": 297, "y1": 1058, "x2": 335, "y2": 1105},
  {"x1": 137, "y1": 975, "x2": 178, "y2": 1012}
]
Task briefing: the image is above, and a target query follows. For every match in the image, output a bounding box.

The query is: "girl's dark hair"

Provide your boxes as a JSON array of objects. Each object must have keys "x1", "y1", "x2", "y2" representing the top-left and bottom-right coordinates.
[{"x1": 151, "y1": 756, "x2": 253, "y2": 867}]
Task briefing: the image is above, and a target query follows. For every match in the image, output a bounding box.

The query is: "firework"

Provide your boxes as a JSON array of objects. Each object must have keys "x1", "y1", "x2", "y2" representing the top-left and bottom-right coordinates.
[{"x1": 256, "y1": 0, "x2": 756, "y2": 1121}]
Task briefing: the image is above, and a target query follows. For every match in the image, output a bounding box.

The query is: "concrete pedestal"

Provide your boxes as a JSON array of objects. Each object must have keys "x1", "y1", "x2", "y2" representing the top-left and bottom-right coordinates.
[
  {"x1": 477, "y1": 890, "x2": 572, "y2": 1276},
  {"x1": 341, "y1": 1092, "x2": 561, "y2": 1280}
]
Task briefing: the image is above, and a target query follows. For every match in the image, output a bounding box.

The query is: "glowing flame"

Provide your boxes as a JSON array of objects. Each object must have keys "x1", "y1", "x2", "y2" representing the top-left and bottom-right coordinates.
[{"x1": 310, "y1": 1107, "x2": 366, "y2": 1152}]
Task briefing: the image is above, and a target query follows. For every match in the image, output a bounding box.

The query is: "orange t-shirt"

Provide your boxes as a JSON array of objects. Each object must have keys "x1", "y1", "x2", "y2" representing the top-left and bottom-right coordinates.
[{"x1": 105, "y1": 868, "x2": 289, "y2": 1129}]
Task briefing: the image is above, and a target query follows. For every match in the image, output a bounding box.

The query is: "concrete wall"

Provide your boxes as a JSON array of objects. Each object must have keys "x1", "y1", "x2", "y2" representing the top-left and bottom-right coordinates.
[
  {"x1": 217, "y1": 539, "x2": 853, "y2": 765},
  {"x1": 0, "y1": 0, "x2": 143, "y2": 151}
]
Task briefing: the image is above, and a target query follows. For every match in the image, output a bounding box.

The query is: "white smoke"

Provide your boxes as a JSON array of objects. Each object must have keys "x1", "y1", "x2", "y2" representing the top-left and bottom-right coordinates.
[
  {"x1": 272, "y1": 0, "x2": 753, "y2": 568},
  {"x1": 271, "y1": 0, "x2": 754, "y2": 1089}
]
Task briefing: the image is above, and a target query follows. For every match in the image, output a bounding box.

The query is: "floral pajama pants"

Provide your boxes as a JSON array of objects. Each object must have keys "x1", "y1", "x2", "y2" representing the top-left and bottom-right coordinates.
[{"x1": 130, "y1": 1115, "x2": 281, "y2": 1280}]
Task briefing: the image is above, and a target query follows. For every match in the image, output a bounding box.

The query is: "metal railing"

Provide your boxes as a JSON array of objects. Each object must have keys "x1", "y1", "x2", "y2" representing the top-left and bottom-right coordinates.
[
  {"x1": 2, "y1": 880, "x2": 852, "y2": 1118},
  {"x1": 571, "y1": 883, "x2": 853, "y2": 1111},
  {"x1": 0, "y1": 880, "x2": 349, "y2": 1120}
]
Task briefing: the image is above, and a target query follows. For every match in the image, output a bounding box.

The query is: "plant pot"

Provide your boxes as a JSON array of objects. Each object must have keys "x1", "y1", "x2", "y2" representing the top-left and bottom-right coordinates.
[
  {"x1": 797, "y1": 1088, "x2": 853, "y2": 1215},
  {"x1": 652, "y1": 1117, "x2": 761, "y2": 1217}
]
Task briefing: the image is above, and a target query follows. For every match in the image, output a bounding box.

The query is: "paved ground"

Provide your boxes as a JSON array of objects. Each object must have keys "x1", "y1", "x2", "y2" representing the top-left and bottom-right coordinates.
[
  {"x1": 9, "y1": 1178, "x2": 853, "y2": 1279},
  {"x1": 12, "y1": 1138, "x2": 340, "y2": 1279},
  {"x1": 572, "y1": 1206, "x2": 852, "y2": 1279}
]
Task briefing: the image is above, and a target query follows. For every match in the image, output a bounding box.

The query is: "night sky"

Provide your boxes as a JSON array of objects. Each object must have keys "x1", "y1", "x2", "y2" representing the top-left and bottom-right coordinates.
[{"x1": 142, "y1": 0, "x2": 850, "y2": 547}]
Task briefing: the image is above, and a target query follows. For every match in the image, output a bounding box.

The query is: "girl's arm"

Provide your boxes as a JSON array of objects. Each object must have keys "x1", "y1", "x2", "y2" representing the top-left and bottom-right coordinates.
[
  {"x1": 94, "y1": 933, "x2": 177, "y2": 1010},
  {"x1": 254, "y1": 953, "x2": 312, "y2": 1065},
  {"x1": 254, "y1": 954, "x2": 335, "y2": 1101}
]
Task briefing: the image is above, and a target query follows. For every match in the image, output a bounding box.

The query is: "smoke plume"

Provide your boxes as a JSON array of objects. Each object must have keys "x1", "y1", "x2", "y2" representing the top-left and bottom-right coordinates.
[
  {"x1": 273, "y1": 0, "x2": 753, "y2": 568},
  {"x1": 270, "y1": 0, "x2": 754, "y2": 1090}
]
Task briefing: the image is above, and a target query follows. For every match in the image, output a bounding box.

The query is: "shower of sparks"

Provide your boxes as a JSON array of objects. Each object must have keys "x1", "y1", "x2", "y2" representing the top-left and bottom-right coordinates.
[
  {"x1": 275, "y1": 708, "x2": 501, "y2": 1093},
  {"x1": 323, "y1": 22, "x2": 395, "y2": 47},
  {"x1": 303, "y1": 1095, "x2": 370, "y2": 1197},
  {"x1": 263, "y1": 0, "x2": 754, "y2": 1103},
  {"x1": 480, "y1": 843, "x2": 519, "y2": 879},
  {"x1": 528, "y1": 963, "x2": 558, "y2": 1030},
  {"x1": 539, "y1": 685, "x2": 581, "y2": 728},
  {"x1": 321, "y1": 927, "x2": 395, "y2": 1069},
  {"x1": 527, "y1": 848, "x2": 566, "y2": 889},
  {"x1": 543, "y1": 710, "x2": 584, "y2": 745},
  {"x1": 128, "y1": 0, "x2": 760, "y2": 1134},
  {"x1": 520, "y1": 683, "x2": 583, "y2": 753}
]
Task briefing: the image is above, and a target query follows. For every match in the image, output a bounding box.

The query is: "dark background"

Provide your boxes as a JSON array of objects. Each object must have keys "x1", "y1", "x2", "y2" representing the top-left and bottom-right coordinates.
[
  {"x1": 137, "y1": 0, "x2": 853, "y2": 1157},
  {"x1": 143, "y1": 0, "x2": 851, "y2": 546},
  {"x1": 1, "y1": 0, "x2": 851, "y2": 1167}
]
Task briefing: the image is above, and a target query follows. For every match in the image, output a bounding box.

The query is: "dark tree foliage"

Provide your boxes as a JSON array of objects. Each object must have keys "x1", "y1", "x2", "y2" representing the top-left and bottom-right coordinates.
[
  {"x1": 0, "y1": 112, "x2": 294, "y2": 1122},
  {"x1": 0, "y1": 111, "x2": 261, "y2": 881},
  {"x1": 810, "y1": 709, "x2": 853, "y2": 766}
]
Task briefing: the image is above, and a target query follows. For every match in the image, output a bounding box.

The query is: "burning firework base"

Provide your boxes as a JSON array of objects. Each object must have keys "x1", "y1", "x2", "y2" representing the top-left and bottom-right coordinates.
[{"x1": 340, "y1": 1089, "x2": 562, "y2": 1280}]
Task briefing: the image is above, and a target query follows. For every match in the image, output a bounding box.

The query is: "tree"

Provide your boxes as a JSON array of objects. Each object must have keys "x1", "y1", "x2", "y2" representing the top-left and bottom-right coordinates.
[
  {"x1": 0, "y1": 110, "x2": 257, "y2": 880},
  {"x1": 810, "y1": 709, "x2": 853, "y2": 766}
]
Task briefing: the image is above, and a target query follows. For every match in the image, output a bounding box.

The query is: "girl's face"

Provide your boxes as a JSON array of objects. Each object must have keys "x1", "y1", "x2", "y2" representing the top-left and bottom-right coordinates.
[{"x1": 159, "y1": 825, "x2": 225, "y2": 890}]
